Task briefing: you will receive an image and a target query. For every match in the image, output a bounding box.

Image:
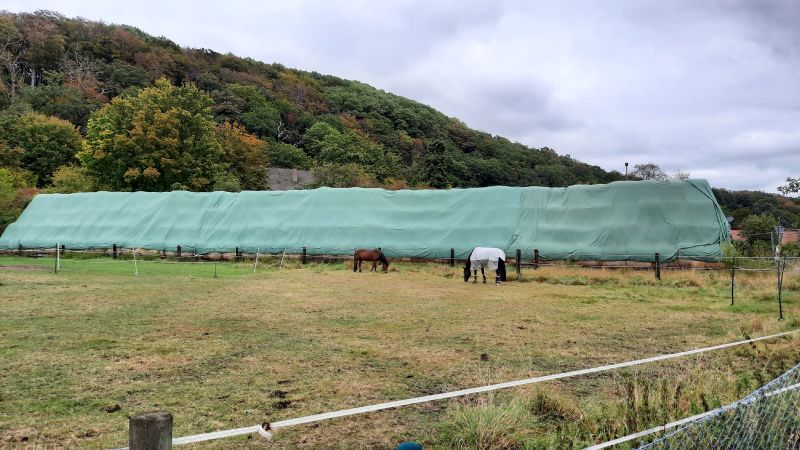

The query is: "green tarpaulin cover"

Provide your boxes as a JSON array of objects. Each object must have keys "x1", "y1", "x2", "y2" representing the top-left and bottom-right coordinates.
[{"x1": 0, "y1": 180, "x2": 730, "y2": 261}]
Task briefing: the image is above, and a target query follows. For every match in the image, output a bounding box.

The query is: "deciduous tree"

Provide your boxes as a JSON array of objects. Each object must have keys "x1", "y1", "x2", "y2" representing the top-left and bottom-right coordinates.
[
  {"x1": 0, "y1": 112, "x2": 81, "y2": 186},
  {"x1": 80, "y1": 78, "x2": 222, "y2": 191},
  {"x1": 214, "y1": 121, "x2": 268, "y2": 190}
]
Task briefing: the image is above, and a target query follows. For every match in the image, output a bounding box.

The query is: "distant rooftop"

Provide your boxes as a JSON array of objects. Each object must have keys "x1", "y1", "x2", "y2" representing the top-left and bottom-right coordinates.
[{"x1": 267, "y1": 168, "x2": 314, "y2": 191}]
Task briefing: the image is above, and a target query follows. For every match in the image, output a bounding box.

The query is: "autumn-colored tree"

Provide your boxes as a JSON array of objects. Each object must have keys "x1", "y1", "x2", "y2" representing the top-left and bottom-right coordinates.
[
  {"x1": 46, "y1": 164, "x2": 95, "y2": 193},
  {"x1": 0, "y1": 112, "x2": 82, "y2": 186},
  {"x1": 80, "y1": 78, "x2": 222, "y2": 191},
  {"x1": 0, "y1": 16, "x2": 25, "y2": 99},
  {"x1": 214, "y1": 121, "x2": 268, "y2": 190},
  {"x1": 0, "y1": 167, "x2": 38, "y2": 232}
]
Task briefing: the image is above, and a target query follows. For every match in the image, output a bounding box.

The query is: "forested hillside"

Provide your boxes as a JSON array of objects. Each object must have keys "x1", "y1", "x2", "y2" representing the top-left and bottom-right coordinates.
[
  {"x1": 0, "y1": 10, "x2": 796, "y2": 231},
  {"x1": 0, "y1": 11, "x2": 619, "y2": 188},
  {"x1": 713, "y1": 188, "x2": 800, "y2": 229}
]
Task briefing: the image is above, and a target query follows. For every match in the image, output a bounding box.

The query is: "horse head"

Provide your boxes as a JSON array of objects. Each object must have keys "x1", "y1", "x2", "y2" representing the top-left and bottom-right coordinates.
[{"x1": 378, "y1": 252, "x2": 389, "y2": 273}]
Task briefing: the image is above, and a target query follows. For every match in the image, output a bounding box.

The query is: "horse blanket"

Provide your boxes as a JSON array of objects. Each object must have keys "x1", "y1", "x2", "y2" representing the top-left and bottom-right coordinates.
[{"x1": 469, "y1": 247, "x2": 506, "y2": 270}]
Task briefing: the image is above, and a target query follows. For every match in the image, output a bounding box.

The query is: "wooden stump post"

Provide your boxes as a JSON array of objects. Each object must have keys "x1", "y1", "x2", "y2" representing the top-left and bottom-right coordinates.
[
  {"x1": 129, "y1": 411, "x2": 172, "y2": 450},
  {"x1": 449, "y1": 248, "x2": 455, "y2": 267},
  {"x1": 654, "y1": 252, "x2": 661, "y2": 281},
  {"x1": 533, "y1": 249, "x2": 540, "y2": 270}
]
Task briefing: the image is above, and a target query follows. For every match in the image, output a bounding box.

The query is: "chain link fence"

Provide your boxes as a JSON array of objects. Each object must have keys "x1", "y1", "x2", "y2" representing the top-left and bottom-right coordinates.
[{"x1": 637, "y1": 362, "x2": 800, "y2": 449}]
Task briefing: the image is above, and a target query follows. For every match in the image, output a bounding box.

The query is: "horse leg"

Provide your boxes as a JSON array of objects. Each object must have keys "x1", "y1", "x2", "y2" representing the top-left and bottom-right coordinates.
[
  {"x1": 353, "y1": 256, "x2": 358, "y2": 272},
  {"x1": 482, "y1": 267, "x2": 486, "y2": 284},
  {"x1": 473, "y1": 269, "x2": 477, "y2": 284},
  {"x1": 371, "y1": 260, "x2": 377, "y2": 272},
  {"x1": 358, "y1": 260, "x2": 362, "y2": 272}
]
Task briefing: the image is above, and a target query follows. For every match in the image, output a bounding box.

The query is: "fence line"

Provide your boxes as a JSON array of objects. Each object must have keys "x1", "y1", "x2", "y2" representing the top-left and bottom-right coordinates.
[
  {"x1": 584, "y1": 381, "x2": 800, "y2": 450},
  {"x1": 109, "y1": 330, "x2": 798, "y2": 448}
]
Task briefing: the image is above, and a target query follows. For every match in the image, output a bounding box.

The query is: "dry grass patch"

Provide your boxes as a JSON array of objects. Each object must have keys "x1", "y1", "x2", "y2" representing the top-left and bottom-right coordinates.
[{"x1": 0, "y1": 257, "x2": 798, "y2": 448}]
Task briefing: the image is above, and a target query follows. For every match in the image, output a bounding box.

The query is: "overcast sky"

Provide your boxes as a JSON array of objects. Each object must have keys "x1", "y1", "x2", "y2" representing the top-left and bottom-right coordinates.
[{"x1": 6, "y1": 0, "x2": 799, "y2": 191}]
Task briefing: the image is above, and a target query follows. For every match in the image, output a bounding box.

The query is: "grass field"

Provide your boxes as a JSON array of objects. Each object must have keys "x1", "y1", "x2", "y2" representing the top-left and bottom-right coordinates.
[{"x1": 1, "y1": 255, "x2": 799, "y2": 449}]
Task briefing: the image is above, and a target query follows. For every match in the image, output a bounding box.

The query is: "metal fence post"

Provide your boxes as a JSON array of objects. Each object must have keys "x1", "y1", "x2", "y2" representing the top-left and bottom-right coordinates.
[{"x1": 129, "y1": 411, "x2": 172, "y2": 450}]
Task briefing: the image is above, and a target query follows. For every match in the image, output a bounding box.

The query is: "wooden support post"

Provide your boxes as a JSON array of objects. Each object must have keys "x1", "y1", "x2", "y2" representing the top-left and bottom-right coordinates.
[
  {"x1": 730, "y1": 257, "x2": 735, "y2": 306},
  {"x1": 129, "y1": 411, "x2": 172, "y2": 450},
  {"x1": 449, "y1": 248, "x2": 455, "y2": 267},
  {"x1": 235, "y1": 246, "x2": 240, "y2": 262},
  {"x1": 176, "y1": 245, "x2": 181, "y2": 259},
  {"x1": 534, "y1": 249, "x2": 540, "y2": 270},
  {"x1": 654, "y1": 252, "x2": 661, "y2": 281},
  {"x1": 113, "y1": 244, "x2": 118, "y2": 259},
  {"x1": 61, "y1": 244, "x2": 66, "y2": 253},
  {"x1": 515, "y1": 249, "x2": 522, "y2": 278},
  {"x1": 17, "y1": 243, "x2": 22, "y2": 256},
  {"x1": 302, "y1": 247, "x2": 307, "y2": 264}
]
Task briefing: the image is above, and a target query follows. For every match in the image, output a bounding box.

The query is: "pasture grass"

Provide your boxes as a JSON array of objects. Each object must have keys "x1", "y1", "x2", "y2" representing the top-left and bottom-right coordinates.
[{"x1": 0, "y1": 255, "x2": 798, "y2": 448}]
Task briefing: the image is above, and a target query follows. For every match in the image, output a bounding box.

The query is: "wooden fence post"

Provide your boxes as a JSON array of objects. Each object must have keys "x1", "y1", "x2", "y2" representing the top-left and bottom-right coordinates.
[
  {"x1": 17, "y1": 243, "x2": 22, "y2": 256},
  {"x1": 654, "y1": 252, "x2": 661, "y2": 281},
  {"x1": 515, "y1": 249, "x2": 522, "y2": 278},
  {"x1": 113, "y1": 244, "x2": 118, "y2": 259},
  {"x1": 533, "y1": 249, "x2": 540, "y2": 270},
  {"x1": 235, "y1": 246, "x2": 240, "y2": 262},
  {"x1": 302, "y1": 247, "x2": 307, "y2": 264},
  {"x1": 129, "y1": 411, "x2": 172, "y2": 450},
  {"x1": 176, "y1": 245, "x2": 181, "y2": 259},
  {"x1": 449, "y1": 248, "x2": 455, "y2": 267}
]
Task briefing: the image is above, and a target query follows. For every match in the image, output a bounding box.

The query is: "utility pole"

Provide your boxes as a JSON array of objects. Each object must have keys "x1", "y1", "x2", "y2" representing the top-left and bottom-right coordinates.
[{"x1": 625, "y1": 162, "x2": 628, "y2": 179}]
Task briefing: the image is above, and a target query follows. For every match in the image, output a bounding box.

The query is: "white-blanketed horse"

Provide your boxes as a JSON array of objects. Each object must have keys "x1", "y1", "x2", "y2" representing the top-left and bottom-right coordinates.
[{"x1": 464, "y1": 247, "x2": 507, "y2": 284}]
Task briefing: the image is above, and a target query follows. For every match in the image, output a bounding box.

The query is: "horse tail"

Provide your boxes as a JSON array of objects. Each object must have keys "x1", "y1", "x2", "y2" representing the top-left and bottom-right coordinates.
[{"x1": 353, "y1": 250, "x2": 358, "y2": 272}]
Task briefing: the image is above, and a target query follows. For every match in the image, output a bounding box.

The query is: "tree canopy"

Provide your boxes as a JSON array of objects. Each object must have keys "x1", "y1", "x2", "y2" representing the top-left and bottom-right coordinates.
[{"x1": 79, "y1": 78, "x2": 222, "y2": 191}]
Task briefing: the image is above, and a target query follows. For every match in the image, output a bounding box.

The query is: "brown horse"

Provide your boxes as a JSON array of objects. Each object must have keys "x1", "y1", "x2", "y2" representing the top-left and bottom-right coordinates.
[{"x1": 353, "y1": 248, "x2": 389, "y2": 273}]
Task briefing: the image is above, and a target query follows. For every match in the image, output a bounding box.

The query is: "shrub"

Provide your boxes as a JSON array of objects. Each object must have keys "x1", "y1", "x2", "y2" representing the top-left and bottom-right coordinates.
[{"x1": 780, "y1": 241, "x2": 800, "y2": 257}]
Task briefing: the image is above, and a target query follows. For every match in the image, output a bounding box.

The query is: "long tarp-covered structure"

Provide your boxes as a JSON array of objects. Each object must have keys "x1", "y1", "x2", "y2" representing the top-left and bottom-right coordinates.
[{"x1": 0, "y1": 180, "x2": 730, "y2": 261}]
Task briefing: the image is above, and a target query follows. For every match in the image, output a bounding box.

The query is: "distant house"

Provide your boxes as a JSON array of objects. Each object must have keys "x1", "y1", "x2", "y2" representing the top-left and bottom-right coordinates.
[{"x1": 267, "y1": 168, "x2": 315, "y2": 191}]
